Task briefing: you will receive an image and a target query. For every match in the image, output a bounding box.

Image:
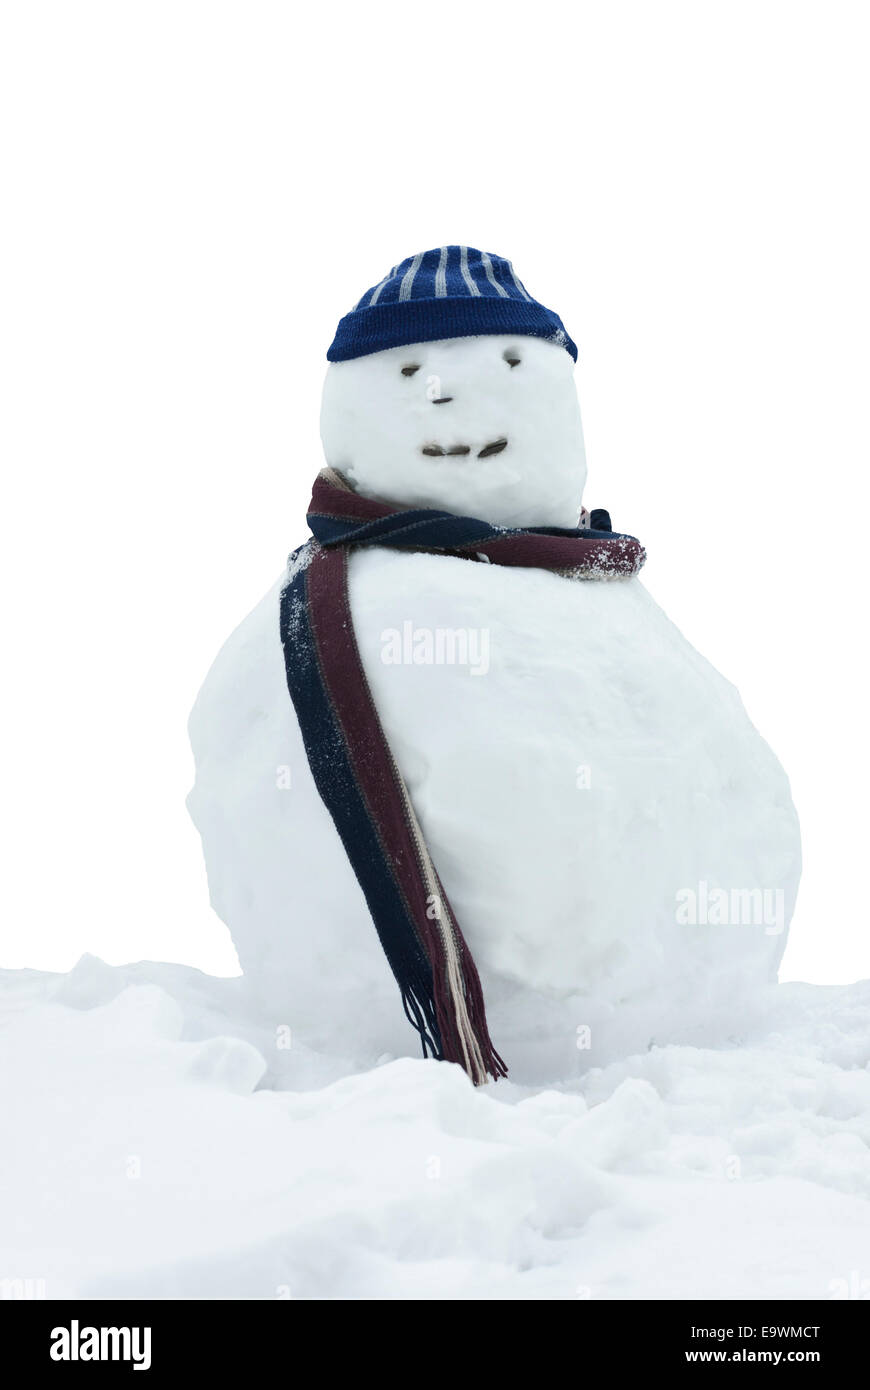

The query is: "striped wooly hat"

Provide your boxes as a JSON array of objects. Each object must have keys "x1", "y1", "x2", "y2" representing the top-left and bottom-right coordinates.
[{"x1": 328, "y1": 246, "x2": 577, "y2": 364}]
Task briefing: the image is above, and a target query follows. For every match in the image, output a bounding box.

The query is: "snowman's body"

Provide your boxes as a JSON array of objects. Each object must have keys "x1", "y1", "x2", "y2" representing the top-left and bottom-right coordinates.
[{"x1": 189, "y1": 326, "x2": 801, "y2": 1082}]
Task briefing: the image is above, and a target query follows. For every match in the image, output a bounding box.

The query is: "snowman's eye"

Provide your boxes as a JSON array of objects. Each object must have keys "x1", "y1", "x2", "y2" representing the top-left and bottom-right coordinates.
[
  {"x1": 401, "y1": 364, "x2": 420, "y2": 376},
  {"x1": 504, "y1": 350, "x2": 521, "y2": 367}
]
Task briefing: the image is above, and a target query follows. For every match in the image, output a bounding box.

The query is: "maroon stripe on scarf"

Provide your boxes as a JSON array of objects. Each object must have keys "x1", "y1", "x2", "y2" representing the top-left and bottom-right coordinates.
[
  {"x1": 305, "y1": 543, "x2": 503, "y2": 1078},
  {"x1": 309, "y1": 473, "x2": 645, "y2": 577},
  {"x1": 469, "y1": 531, "x2": 646, "y2": 574},
  {"x1": 305, "y1": 545, "x2": 427, "y2": 922},
  {"x1": 310, "y1": 475, "x2": 399, "y2": 522}
]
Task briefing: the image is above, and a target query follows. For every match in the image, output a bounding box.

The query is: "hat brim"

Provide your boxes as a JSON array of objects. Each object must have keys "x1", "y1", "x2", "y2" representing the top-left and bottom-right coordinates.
[{"x1": 327, "y1": 296, "x2": 578, "y2": 363}]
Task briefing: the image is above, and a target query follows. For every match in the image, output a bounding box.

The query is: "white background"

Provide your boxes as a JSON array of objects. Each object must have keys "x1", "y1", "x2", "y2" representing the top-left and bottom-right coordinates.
[{"x1": 1, "y1": 1, "x2": 867, "y2": 983}]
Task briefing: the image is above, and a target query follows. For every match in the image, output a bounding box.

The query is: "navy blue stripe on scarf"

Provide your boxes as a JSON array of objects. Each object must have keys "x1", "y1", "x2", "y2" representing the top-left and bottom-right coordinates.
[{"x1": 279, "y1": 566, "x2": 443, "y2": 1057}]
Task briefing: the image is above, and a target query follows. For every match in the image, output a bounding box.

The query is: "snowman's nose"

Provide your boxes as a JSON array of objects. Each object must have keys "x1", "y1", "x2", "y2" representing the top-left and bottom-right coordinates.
[{"x1": 431, "y1": 395, "x2": 453, "y2": 405}]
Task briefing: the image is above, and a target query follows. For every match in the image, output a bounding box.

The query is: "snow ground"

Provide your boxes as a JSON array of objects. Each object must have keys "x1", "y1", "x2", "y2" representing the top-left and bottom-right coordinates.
[{"x1": 1, "y1": 956, "x2": 868, "y2": 1300}]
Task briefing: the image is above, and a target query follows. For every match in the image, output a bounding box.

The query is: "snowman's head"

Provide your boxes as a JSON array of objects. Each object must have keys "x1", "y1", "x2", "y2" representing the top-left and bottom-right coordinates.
[{"x1": 320, "y1": 248, "x2": 587, "y2": 530}]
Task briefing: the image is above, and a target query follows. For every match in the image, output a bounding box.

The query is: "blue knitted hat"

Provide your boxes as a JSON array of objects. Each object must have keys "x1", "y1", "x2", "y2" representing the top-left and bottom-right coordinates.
[{"x1": 327, "y1": 246, "x2": 577, "y2": 363}]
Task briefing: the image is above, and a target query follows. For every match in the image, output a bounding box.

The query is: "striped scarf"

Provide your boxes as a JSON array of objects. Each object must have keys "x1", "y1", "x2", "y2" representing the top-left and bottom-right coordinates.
[{"x1": 280, "y1": 469, "x2": 646, "y2": 1084}]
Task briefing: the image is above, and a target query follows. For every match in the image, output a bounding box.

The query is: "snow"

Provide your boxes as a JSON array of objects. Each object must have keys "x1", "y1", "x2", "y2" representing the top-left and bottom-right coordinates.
[
  {"x1": 320, "y1": 335, "x2": 587, "y2": 529},
  {"x1": 2, "y1": 956, "x2": 868, "y2": 1300}
]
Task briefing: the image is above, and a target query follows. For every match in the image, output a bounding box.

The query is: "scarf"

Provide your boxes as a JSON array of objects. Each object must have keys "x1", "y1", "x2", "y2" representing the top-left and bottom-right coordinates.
[{"x1": 279, "y1": 468, "x2": 646, "y2": 1084}]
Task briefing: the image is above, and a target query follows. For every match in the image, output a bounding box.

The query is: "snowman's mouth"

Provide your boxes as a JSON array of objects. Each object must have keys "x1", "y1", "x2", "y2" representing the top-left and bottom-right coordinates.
[{"x1": 421, "y1": 438, "x2": 508, "y2": 460}]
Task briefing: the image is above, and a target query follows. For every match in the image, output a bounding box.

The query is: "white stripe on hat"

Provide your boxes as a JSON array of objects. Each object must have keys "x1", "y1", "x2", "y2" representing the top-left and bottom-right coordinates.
[
  {"x1": 434, "y1": 246, "x2": 448, "y2": 297},
  {"x1": 481, "y1": 251, "x2": 509, "y2": 297},
  {"x1": 506, "y1": 261, "x2": 532, "y2": 301},
  {"x1": 459, "y1": 245, "x2": 480, "y2": 297},
  {"x1": 364, "y1": 264, "x2": 398, "y2": 310},
  {"x1": 399, "y1": 252, "x2": 424, "y2": 302}
]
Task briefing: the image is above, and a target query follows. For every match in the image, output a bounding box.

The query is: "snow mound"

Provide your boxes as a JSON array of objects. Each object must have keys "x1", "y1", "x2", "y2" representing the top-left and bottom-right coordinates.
[{"x1": 2, "y1": 960, "x2": 867, "y2": 1300}]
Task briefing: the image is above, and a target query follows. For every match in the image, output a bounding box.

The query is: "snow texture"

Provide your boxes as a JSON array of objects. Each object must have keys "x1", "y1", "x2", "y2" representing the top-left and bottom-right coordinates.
[{"x1": 2, "y1": 957, "x2": 868, "y2": 1300}]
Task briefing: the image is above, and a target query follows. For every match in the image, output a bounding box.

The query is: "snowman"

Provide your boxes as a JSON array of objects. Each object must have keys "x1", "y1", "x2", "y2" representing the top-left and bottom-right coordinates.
[{"x1": 188, "y1": 247, "x2": 801, "y2": 1085}]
